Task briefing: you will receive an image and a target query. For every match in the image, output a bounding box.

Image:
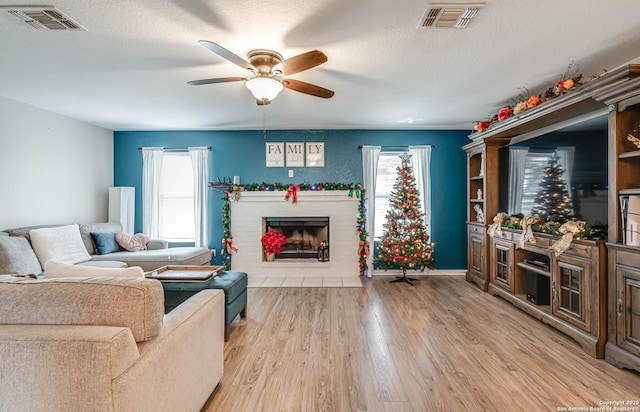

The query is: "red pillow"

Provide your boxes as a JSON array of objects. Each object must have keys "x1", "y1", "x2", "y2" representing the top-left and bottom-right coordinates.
[{"x1": 115, "y1": 232, "x2": 150, "y2": 252}]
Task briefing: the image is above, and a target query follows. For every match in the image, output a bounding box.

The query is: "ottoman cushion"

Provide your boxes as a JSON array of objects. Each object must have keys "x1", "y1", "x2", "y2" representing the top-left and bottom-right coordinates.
[{"x1": 208, "y1": 271, "x2": 248, "y2": 304}]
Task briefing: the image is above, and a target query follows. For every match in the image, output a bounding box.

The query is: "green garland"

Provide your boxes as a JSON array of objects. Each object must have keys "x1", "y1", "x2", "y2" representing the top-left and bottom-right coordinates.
[
  {"x1": 500, "y1": 217, "x2": 604, "y2": 239},
  {"x1": 219, "y1": 182, "x2": 368, "y2": 274}
]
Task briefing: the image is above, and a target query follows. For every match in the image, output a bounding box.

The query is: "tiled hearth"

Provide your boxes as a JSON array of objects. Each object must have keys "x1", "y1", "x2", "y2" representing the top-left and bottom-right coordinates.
[
  {"x1": 229, "y1": 191, "x2": 361, "y2": 280},
  {"x1": 248, "y1": 276, "x2": 363, "y2": 288}
]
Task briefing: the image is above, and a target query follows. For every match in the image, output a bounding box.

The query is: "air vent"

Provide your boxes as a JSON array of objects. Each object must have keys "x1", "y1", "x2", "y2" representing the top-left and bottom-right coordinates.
[
  {"x1": 2, "y1": 5, "x2": 85, "y2": 30},
  {"x1": 419, "y1": 3, "x2": 485, "y2": 28}
]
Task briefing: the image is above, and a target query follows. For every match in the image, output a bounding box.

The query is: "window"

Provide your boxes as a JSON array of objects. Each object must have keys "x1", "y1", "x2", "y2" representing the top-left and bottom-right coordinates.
[
  {"x1": 159, "y1": 153, "x2": 195, "y2": 241},
  {"x1": 374, "y1": 152, "x2": 404, "y2": 238},
  {"x1": 520, "y1": 151, "x2": 553, "y2": 215},
  {"x1": 520, "y1": 150, "x2": 573, "y2": 216}
]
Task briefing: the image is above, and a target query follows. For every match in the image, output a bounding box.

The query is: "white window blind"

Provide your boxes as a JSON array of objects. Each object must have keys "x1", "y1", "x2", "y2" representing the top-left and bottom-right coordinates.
[
  {"x1": 159, "y1": 153, "x2": 195, "y2": 241},
  {"x1": 374, "y1": 152, "x2": 403, "y2": 238}
]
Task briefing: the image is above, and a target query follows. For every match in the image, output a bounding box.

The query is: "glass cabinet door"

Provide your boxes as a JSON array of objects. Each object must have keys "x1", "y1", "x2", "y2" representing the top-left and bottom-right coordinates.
[
  {"x1": 491, "y1": 239, "x2": 513, "y2": 292},
  {"x1": 553, "y1": 256, "x2": 590, "y2": 331}
]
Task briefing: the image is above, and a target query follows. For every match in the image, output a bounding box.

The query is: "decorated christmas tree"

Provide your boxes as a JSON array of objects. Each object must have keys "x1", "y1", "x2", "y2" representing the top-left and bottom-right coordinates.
[
  {"x1": 531, "y1": 154, "x2": 574, "y2": 222},
  {"x1": 376, "y1": 153, "x2": 434, "y2": 285}
]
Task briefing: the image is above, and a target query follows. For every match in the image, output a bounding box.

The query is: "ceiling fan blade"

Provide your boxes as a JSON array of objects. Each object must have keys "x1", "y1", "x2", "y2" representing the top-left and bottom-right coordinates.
[
  {"x1": 276, "y1": 50, "x2": 328, "y2": 75},
  {"x1": 198, "y1": 40, "x2": 256, "y2": 72},
  {"x1": 282, "y1": 78, "x2": 334, "y2": 99},
  {"x1": 187, "y1": 76, "x2": 246, "y2": 85}
]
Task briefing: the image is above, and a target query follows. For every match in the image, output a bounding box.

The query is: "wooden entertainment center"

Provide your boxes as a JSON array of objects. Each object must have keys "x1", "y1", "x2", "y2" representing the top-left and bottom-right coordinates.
[{"x1": 463, "y1": 64, "x2": 640, "y2": 371}]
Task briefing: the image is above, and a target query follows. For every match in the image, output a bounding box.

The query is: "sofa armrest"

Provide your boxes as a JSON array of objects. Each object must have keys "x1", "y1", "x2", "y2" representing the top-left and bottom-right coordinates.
[
  {"x1": 146, "y1": 239, "x2": 168, "y2": 250},
  {"x1": 0, "y1": 324, "x2": 139, "y2": 412},
  {"x1": 113, "y1": 289, "x2": 225, "y2": 412}
]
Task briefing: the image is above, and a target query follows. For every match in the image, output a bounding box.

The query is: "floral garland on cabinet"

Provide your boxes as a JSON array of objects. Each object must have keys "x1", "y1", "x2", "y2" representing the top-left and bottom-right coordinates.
[
  {"x1": 219, "y1": 182, "x2": 368, "y2": 274},
  {"x1": 472, "y1": 63, "x2": 588, "y2": 134}
]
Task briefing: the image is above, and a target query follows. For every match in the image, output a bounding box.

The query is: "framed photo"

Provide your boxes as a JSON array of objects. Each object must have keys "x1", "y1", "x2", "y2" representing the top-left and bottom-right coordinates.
[
  {"x1": 265, "y1": 142, "x2": 284, "y2": 167},
  {"x1": 306, "y1": 142, "x2": 324, "y2": 167},
  {"x1": 286, "y1": 142, "x2": 305, "y2": 167}
]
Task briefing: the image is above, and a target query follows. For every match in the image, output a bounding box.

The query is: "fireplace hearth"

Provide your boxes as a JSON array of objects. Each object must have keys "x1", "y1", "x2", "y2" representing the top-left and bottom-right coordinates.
[{"x1": 265, "y1": 217, "x2": 329, "y2": 260}]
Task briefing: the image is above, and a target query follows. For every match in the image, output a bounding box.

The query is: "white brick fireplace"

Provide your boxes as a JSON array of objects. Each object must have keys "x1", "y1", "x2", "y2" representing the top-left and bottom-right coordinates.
[{"x1": 229, "y1": 191, "x2": 361, "y2": 278}]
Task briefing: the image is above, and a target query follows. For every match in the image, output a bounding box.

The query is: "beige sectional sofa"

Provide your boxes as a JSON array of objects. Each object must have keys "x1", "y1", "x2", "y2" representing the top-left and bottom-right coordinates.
[
  {"x1": 0, "y1": 276, "x2": 225, "y2": 412},
  {"x1": 0, "y1": 222, "x2": 212, "y2": 273}
]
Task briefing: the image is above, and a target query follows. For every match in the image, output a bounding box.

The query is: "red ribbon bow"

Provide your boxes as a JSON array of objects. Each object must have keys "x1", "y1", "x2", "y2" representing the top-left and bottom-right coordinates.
[
  {"x1": 358, "y1": 240, "x2": 370, "y2": 257},
  {"x1": 222, "y1": 238, "x2": 238, "y2": 254},
  {"x1": 284, "y1": 184, "x2": 300, "y2": 203}
]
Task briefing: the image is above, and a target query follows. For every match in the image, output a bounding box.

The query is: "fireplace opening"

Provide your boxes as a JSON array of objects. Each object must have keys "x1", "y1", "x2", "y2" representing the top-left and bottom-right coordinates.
[{"x1": 265, "y1": 217, "x2": 329, "y2": 260}]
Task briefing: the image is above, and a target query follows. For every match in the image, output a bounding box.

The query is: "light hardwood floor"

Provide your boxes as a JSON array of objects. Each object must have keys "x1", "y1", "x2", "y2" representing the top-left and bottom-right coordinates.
[{"x1": 202, "y1": 275, "x2": 640, "y2": 412}]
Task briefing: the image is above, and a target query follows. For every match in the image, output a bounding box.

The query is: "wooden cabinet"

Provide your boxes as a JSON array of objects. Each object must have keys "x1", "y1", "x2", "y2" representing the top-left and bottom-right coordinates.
[
  {"x1": 604, "y1": 67, "x2": 640, "y2": 373},
  {"x1": 488, "y1": 229, "x2": 606, "y2": 358},
  {"x1": 463, "y1": 137, "x2": 509, "y2": 291},
  {"x1": 463, "y1": 63, "x2": 640, "y2": 367},
  {"x1": 490, "y1": 237, "x2": 514, "y2": 292},
  {"x1": 606, "y1": 245, "x2": 640, "y2": 371},
  {"x1": 467, "y1": 223, "x2": 485, "y2": 286}
]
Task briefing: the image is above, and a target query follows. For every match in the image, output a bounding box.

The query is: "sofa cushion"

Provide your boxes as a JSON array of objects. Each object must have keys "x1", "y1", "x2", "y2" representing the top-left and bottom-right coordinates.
[
  {"x1": 0, "y1": 277, "x2": 164, "y2": 342},
  {"x1": 29, "y1": 224, "x2": 90, "y2": 268},
  {"x1": 116, "y1": 232, "x2": 150, "y2": 252},
  {"x1": 44, "y1": 260, "x2": 144, "y2": 278},
  {"x1": 90, "y1": 232, "x2": 122, "y2": 255},
  {"x1": 0, "y1": 236, "x2": 42, "y2": 275},
  {"x1": 89, "y1": 247, "x2": 212, "y2": 271},
  {"x1": 4, "y1": 224, "x2": 64, "y2": 243},
  {"x1": 79, "y1": 223, "x2": 123, "y2": 255},
  {"x1": 79, "y1": 260, "x2": 129, "y2": 268}
]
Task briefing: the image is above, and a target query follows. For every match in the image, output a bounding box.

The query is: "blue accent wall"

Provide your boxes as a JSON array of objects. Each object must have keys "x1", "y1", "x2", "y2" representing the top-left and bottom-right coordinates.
[{"x1": 113, "y1": 129, "x2": 469, "y2": 269}]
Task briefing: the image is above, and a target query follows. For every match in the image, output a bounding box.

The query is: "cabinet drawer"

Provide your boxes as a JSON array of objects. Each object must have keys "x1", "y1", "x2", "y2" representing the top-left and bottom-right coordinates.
[
  {"x1": 501, "y1": 231, "x2": 514, "y2": 241},
  {"x1": 515, "y1": 234, "x2": 550, "y2": 249},
  {"x1": 469, "y1": 225, "x2": 485, "y2": 235},
  {"x1": 564, "y1": 242, "x2": 592, "y2": 259},
  {"x1": 617, "y1": 249, "x2": 640, "y2": 267}
]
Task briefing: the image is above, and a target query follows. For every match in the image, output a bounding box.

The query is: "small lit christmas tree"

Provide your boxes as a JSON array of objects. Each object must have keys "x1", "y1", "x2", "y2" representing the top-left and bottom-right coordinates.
[
  {"x1": 531, "y1": 154, "x2": 574, "y2": 222},
  {"x1": 376, "y1": 153, "x2": 434, "y2": 285}
]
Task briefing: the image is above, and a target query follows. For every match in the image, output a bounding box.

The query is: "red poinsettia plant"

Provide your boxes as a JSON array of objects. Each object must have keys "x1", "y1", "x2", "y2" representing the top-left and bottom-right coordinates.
[{"x1": 261, "y1": 230, "x2": 287, "y2": 255}]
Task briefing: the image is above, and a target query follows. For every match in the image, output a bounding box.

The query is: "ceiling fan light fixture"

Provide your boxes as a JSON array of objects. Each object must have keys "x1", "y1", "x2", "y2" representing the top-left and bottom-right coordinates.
[{"x1": 246, "y1": 77, "x2": 284, "y2": 102}]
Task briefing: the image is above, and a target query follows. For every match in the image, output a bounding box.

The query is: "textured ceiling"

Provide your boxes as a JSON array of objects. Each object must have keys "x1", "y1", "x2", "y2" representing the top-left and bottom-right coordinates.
[{"x1": 1, "y1": 0, "x2": 640, "y2": 132}]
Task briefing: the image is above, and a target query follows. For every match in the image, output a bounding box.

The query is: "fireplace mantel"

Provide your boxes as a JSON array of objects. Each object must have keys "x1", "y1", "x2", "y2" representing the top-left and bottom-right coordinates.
[{"x1": 229, "y1": 191, "x2": 361, "y2": 278}]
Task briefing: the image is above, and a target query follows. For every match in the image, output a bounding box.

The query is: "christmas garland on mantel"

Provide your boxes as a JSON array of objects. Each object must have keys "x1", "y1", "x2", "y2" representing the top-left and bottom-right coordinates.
[{"x1": 218, "y1": 182, "x2": 368, "y2": 274}]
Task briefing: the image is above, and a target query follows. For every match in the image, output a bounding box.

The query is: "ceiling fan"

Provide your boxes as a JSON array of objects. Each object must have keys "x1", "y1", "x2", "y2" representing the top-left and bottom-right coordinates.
[{"x1": 188, "y1": 40, "x2": 334, "y2": 105}]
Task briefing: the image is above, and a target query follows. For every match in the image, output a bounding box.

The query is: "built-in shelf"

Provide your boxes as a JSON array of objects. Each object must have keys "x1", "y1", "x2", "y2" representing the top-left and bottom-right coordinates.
[
  {"x1": 513, "y1": 293, "x2": 552, "y2": 314},
  {"x1": 619, "y1": 188, "x2": 640, "y2": 195},
  {"x1": 516, "y1": 262, "x2": 551, "y2": 277},
  {"x1": 470, "y1": 176, "x2": 484, "y2": 181},
  {"x1": 619, "y1": 150, "x2": 640, "y2": 159},
  {"x1": 470, "y1": 199, "x2": 484, "y2": 203}
]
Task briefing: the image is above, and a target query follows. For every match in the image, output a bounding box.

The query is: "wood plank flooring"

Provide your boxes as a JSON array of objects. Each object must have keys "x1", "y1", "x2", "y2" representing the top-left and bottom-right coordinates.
[{"x1": 202, "y1": 275, "x2": 640, "y2": 412}]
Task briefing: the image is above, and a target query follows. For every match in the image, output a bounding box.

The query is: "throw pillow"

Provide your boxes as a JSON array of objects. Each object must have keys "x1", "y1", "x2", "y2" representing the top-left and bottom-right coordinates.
[
  {"x1": 29, "y1": 224, "x2": 91, "y2": 268},
  {"x1": 115, "y1": 232, "x2": 150, "y2": 252},
  {"x1": 90, "y1": 232, "x2": 122, "y2": 255},
  {"x1": 44, "y1": 260, "x2": 144, "y2": 278},
  {"x1": 0, "y1": 236, "x2": 42, "y2": 275}
]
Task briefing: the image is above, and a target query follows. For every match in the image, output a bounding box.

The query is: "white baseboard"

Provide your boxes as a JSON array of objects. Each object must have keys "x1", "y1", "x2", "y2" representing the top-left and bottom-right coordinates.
[{"x1": 369, "y1": 269, "x2": 465, "y2": 277}]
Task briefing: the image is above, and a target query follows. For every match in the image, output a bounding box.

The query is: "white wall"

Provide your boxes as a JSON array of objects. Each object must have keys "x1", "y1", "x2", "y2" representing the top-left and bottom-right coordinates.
[{"x1": 0, "y1": 95, "x2": 113, "y2": 229}]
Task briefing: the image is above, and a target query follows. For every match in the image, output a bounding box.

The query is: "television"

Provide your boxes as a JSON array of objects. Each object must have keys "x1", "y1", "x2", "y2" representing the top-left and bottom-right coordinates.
[{"x1": 498, "y1": 114, "x2": 608, "y2": 229}]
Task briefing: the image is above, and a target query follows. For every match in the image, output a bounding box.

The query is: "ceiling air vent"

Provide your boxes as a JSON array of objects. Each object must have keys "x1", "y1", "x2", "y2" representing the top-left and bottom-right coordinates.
[
  {"x1": 419, "y1": 3, "x2": 485, "y2": 29},
  {"x1": 2, "y1": 5, "x2": 85, "y2": 30}
]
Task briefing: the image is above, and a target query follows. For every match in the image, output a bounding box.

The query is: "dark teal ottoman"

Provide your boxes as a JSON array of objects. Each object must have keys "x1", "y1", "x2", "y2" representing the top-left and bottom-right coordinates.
[{"x1": 161, "y1": 271, "x2": 247, "y2": 341}]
